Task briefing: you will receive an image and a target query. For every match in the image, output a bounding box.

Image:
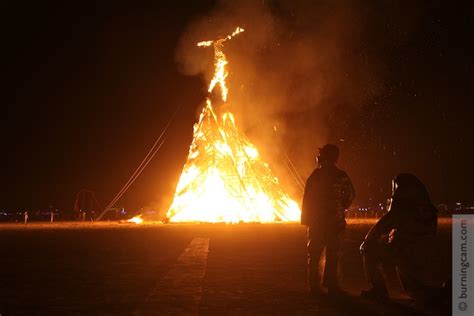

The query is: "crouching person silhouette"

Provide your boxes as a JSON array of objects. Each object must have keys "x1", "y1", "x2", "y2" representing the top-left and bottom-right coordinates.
[
  {"x1": 360, "y1": 173, "x2": 441, "y2": 305},
  {"x1": 302, "y1": 144, "x2": 355, "y2": 297}
]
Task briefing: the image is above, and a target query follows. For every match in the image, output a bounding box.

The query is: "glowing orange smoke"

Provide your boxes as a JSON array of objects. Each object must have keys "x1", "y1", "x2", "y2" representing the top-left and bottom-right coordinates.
[{"x1": 166, "y1": 27, "x2": 300, "y2": 223}]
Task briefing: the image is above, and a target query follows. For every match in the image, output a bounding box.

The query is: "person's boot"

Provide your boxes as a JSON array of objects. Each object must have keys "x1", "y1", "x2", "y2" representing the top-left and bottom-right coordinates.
[
  {"x1": 310, "y1": 285, "x2": 325, "y2": 298},
  {"x1": 360, "y1": 286, "x2": 389, "y2": 302},
  {"x1": 327, "y1": 286, "x2": 349, "y2": 298},
  {"x1": 308, "y1": 263, "x2": 321, "y2": 297}
]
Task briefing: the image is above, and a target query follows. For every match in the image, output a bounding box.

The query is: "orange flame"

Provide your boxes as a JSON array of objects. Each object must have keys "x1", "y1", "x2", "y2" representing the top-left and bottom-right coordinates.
[
  {"x1": 127, "y1": 215, "x2": 143, "y2": 224},
  {"x1": 166, "y1": 27, "x2": 300, "y2": 223},
  {"x1": 197, "y1": 27, "x2": 244, "y2": 102}
]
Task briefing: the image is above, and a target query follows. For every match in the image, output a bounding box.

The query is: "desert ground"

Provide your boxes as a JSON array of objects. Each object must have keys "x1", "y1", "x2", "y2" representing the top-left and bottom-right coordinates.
[{"x1": 0, "y1": 219, "x2": 451, "y2": 315}]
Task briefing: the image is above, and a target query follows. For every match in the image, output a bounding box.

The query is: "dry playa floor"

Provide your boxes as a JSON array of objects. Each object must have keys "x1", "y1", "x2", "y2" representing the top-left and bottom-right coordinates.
[{"x1": 0, "y1": 219, "x2": 451, "y2": 315}]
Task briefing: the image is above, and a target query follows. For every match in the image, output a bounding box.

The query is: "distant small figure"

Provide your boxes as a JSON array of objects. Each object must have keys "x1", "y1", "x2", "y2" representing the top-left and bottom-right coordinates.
[
  {"x1": 360, "y1": 173, "x2": 439, "y2": 303},
  {"x1": 50, "y1": 210, "x2": 54, "y2": 223},
  {"x1": 302, "y1": 144, "x2": 355, "y2": 296},
  {"x1": 23, "y1": 211, "x2": 29, "y2": 224}
]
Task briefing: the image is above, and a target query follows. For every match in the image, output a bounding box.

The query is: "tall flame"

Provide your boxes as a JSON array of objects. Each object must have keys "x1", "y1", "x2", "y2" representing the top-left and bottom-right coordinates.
[{"x1": 166, "y1": 27, "x2": 300, "y2": 223}]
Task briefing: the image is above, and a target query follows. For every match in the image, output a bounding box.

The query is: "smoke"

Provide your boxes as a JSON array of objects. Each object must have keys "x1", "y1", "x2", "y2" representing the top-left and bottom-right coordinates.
[{"x1": 175, "y1": 0, "x2": 383, "y2": 195}]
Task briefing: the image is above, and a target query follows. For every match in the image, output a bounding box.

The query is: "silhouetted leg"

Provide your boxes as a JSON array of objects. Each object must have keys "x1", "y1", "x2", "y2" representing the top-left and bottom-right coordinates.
[
  {"x1": 363, "y1": 241, "x2": 389, "y2": 293},
  {"x1": 396, "y1": 243, "x2": 432, "y2": 301},
  {"x1": 323, "y1": 230, "x2": 343, "y2": 289},
  {"x1": 307, "y1": 226, "x2": 324, "y2": 292}
]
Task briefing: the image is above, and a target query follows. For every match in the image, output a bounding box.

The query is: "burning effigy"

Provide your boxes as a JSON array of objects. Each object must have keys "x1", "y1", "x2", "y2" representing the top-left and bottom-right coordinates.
[{"x1": 166, "y1": 27, "x2": 300, "y2": 223}]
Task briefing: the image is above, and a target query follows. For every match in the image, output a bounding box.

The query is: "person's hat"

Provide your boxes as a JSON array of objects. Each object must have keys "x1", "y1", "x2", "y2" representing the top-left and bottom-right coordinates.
[{"x1": 318, "y1": 144, "x2": 340, "y2": 163}]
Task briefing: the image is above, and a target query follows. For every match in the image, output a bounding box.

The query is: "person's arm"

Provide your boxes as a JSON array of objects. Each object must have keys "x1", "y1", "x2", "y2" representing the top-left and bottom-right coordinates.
[
  {"x1": 301, "y1": 176, "x2": 315, "y2": 226},
  {"x1": 359, "y1": 211, "x2": 395, "y2": 254},
  {"x1": 342, "y1": 174, "x2": 355, "y2": 209},
  {"x1": 364, "y1": 211, "x2": 395, "y2": 242}
]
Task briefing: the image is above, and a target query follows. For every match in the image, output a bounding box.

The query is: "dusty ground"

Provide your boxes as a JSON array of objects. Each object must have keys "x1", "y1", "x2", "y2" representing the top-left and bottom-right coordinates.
[{"x1": 0, "y1": 219, "x2": 451, "y2": 315}]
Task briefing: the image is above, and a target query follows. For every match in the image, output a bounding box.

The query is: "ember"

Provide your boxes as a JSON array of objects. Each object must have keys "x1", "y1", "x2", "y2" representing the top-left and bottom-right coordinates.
[{"x1": 166, "y1": 27, "x2": 300, "y2": 223}]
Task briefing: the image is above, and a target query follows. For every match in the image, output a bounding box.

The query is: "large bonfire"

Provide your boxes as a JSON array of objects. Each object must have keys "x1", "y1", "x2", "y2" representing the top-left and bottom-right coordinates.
[{"x1": 166, "y1": 27, "x2": 300, "y2": 223}]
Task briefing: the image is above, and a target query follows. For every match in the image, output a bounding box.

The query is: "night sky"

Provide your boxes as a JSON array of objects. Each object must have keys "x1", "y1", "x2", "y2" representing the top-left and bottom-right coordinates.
[{"x1": 3, "y1": 1, "x2": 473, "y2": 212}]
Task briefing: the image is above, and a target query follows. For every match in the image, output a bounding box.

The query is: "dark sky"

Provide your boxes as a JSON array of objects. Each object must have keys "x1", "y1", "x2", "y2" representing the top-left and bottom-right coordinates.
[{"x1": 2, "y1": 1, "x2": 473, "y2": 211}]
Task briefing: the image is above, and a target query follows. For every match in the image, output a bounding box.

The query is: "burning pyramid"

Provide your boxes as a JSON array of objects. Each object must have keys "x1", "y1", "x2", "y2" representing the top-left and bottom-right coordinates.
[{"x1": 166, "y1": 27, "x2": 301, "y2": 223}]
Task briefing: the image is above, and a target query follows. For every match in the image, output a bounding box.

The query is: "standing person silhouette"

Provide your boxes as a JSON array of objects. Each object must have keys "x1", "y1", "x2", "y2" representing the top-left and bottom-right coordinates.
[{"x1": 302, "y1": 144, "x2": 355, "y2": 297}]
